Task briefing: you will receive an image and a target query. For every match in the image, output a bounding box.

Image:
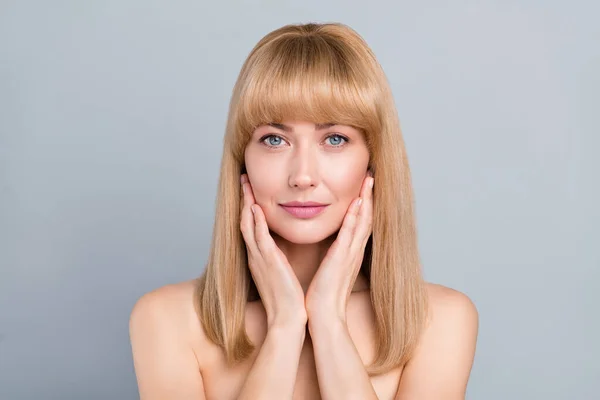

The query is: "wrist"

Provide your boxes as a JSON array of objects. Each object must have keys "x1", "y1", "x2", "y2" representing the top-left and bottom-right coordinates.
[
  {"x1": 307, "y1": 310, "x2": 347, "y2": 332},
  {"x1": 268, "y1": 316, "x2": 308, "y2": 336},
  {"x1": 307, "y1": 304, "x2": 346, "y2": 324}
]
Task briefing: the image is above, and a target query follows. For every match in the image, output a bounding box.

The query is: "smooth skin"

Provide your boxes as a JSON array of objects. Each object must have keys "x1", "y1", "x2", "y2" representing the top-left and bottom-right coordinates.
[{"x1": 129, "y1": 122, "x2": 479, "y2": 399}]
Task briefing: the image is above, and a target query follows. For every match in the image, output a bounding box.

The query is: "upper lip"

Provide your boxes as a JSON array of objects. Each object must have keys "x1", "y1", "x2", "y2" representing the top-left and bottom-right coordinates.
[{"x1": 280, "y1": 201, "x2": 328, "y2": 207}]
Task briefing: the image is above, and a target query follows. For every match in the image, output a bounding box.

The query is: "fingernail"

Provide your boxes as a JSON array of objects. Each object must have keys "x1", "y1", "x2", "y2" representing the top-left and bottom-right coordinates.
[
  {"x1": 356, "y1": 198, "x2": 363, "y2": 209},
  {"x1": 369, "y1": 177, "x2": 374, "y2": 189},
  {"x1": 251, "y1": 204, "x2": 255, "y2": 214}
]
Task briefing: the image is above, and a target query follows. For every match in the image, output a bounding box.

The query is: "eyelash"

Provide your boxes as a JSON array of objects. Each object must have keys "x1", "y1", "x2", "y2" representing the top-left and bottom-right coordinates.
[{"x1": 259, "y1": 134, "x2": 349, "y2": 149}]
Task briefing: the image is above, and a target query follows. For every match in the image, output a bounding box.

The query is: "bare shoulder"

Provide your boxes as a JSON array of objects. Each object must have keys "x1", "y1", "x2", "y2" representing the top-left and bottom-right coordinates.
[
  {"x1": 425, "y1": 282, "x2": 479, "y2": 318},
  {"x1": 420, "y1": 282, "x2": 479, "y2": 359},
  {"x1": 129, "y1": 279, "x2": 207, "y2": 399},
  {"x1": 129, "y1": 279, "x2": 202, "y2": 336},
  {"x1": 130, "y1": 279, "x2": 198, "y2": 318},
  {"x1": 422, "y1": 282, "x2": 479, "y2": 347},
  {"x1": 395, "y1": 282, "x2": 479, "y2": 399},
  {"x1": 129, "y1": 278, "x2": 207, "y2": 357}
]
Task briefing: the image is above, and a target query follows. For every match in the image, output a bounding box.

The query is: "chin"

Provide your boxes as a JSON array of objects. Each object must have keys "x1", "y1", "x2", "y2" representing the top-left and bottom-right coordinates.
[
  {"x1": 270, "y1": 229, "x2": 336, "y2": 245},
  {"x1": 261, "y1": 203, "x2": 346, "y2": 244},
  {"x1": 267, "y1": 221, "x2": 340, "y2": 245}
]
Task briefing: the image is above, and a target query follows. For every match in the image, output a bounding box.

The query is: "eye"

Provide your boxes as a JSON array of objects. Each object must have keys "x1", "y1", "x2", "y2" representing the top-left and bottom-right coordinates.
[
  {"x1": 260, "y1": 135, "x2": 286, "y2": 148},
  {"x1": 325, "y1": 134, "x2": 348, "y2": 147},
  {"x1": 259, "y1": 133, "x2": 349, "y2": 149}
]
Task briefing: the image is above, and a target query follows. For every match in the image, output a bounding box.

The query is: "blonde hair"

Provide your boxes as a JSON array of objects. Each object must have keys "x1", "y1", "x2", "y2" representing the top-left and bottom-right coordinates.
[{"x1": 194, "y1": 22, "x2": 428, "y2": 376}]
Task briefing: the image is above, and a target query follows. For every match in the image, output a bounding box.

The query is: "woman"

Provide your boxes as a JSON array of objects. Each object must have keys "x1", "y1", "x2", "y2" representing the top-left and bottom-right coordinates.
[{"x1": 130, "y1": 22, "x2": 478, "y2": 399}]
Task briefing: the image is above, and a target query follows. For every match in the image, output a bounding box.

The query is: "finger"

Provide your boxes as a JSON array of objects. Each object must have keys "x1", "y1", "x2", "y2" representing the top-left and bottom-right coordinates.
[
  {"x1": 240, "y1": 175, "x2": 260, "y2": 256},
  {"x1": 241, "y1": 174, "x2": 257, "y2": 204},
  {"x1": 336, "y1": 197, "x2": 362, "y2": 246},
  {"x1": 243, "y1": 174, "x2": 262, "y2": 254},
  {"x1": 353, "y1": 176, "x2": 374, "y2": 247},
  {"x1": 251, "y1": 203, "x2": 277, "y2": 258},
  {"x1": 242, "y1": 176, "x2": 280, "y2": 267}
]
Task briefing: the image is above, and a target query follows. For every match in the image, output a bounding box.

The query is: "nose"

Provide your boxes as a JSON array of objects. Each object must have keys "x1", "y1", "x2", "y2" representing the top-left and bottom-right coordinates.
[{"x1": 288, "y1": 147, "x2": 319, "y2": 189}]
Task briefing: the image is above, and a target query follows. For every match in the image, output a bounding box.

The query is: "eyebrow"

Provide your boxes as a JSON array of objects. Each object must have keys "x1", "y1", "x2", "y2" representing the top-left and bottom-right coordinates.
[{"x1": 267, "y1": 122, "x2": 336, "y2": 132}]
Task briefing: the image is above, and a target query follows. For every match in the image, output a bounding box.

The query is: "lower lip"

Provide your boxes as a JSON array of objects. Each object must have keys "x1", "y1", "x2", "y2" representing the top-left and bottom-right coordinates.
[{"x1": 280, "y1": 205, "x2": 328, "y2": 219}]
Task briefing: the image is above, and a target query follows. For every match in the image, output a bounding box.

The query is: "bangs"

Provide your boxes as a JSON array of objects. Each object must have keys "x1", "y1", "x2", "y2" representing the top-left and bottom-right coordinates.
[{"x1": 234, "y1": 35, "x2": 381, "y2": 143}]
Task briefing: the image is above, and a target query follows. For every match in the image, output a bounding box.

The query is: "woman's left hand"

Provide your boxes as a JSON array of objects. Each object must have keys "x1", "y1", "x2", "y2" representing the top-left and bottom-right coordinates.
[{"x1": 305, "y1": 172, "x2": 374, "y2": 324}]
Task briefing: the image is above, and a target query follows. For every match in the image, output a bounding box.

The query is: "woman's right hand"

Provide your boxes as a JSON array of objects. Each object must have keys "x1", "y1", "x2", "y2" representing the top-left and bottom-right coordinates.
[{"x1": 240, "y1": 174, "x2": 308, "y2": 329}]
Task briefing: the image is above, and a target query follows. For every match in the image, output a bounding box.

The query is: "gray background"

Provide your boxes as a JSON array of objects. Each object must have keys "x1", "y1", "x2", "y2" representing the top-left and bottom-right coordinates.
[{"x1": 1, "y1": 0, "x2": 598, "y2": 399}]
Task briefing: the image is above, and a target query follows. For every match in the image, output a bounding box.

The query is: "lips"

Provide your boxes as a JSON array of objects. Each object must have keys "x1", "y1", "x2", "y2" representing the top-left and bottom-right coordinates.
[
  {"x1": 280, "y1": 201, "x2": 327, "y2": 207},
  {"x1": 279, "y1": 204, "x2": 328, "y2": 219}
]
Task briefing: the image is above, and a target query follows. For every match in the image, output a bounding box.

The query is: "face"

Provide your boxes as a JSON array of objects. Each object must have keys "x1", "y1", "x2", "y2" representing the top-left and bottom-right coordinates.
[{"x1": 243, "y1": 120, "x2": 370, "y2": 244}]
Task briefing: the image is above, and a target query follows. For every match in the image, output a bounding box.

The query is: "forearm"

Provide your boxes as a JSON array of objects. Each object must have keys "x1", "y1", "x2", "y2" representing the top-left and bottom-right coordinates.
[
  {"x1": 308, "y1": 317, "x2": 378, "y2": 400},
  {"x1": 238, "y1": 323, "x2": 306, "y2": 400}
]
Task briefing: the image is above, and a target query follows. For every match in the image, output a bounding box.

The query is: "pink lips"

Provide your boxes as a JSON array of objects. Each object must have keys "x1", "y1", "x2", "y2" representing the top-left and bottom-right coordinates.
[{"x1": 279, "y1": 202, "x2": 328, "y2": 219}]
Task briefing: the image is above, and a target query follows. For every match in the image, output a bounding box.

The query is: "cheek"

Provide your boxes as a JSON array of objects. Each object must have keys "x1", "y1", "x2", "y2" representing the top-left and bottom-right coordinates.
[
  {"x1": 326, "y1": 162, "x2": 367, "y2": 197},
  {"x1": 244, "y1": 152, "x2": 281, "y2": 202},
  {"x1": 246, "y1": 176, "x2": 271, "y2": 205}
]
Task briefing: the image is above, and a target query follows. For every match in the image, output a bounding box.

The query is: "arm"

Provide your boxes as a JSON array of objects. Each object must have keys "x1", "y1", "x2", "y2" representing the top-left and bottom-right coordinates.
[
  {"x1": 308, "y1": 315, "x2": 378, "y2": 400},
  {"x1": 394, "y1": 287, "x2": 479, "y2": 400},
  {"x1": 129, "y1": 288, "x2": 205, "y2": 400},
  {"x1": 238, "y1": 322, "x2": 307, "y2": 400}
]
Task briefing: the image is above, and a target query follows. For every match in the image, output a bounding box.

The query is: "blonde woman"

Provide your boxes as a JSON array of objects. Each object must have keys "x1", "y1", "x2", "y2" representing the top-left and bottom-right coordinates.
[{"x1": 130, "y1": 22, "x2": 479, "y2": 399}]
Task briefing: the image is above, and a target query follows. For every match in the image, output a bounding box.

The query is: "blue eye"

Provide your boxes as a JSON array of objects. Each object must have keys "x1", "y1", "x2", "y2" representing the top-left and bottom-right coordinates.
[
  {"x1": 260, "y1": 134, "x2": 349, "y2": 149},
  {"x1": 265, "y1": 136, "x2": 283, "y2": 147},
  {"x1": 326, "y1": 134, "x2": 346, "y2": 146}
]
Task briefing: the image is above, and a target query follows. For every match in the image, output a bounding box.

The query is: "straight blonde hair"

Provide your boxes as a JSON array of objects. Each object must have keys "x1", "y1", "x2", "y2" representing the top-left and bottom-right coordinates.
[{"x1": 194, "y1": 22, "x2": 428, "y2": 376}]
